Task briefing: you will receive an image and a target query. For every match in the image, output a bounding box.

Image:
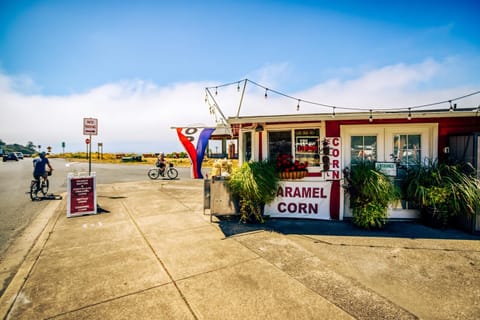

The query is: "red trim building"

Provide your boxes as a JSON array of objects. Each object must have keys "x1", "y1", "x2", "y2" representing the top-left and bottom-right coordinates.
[{"x1": 226, "y1": 109, "x2": 479, "y2": 224}]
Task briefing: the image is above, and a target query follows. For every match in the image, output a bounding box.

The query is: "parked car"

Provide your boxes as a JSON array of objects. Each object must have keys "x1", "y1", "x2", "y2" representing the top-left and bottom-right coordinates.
[
  {"x1": 3, "y1": 152, "x2": 19, "y2": 162},
  {"x1": 14, "y1": 152, "x2": 24, "y2": 159}
]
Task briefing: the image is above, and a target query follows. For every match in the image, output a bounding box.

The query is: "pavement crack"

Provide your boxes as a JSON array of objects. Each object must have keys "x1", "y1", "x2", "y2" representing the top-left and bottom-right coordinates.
[
  {"x1": 233, "y1": 232, "x2": 418, "y2": 320},
  {"x1": 46, "y1": 284, "x2": 172, "y2": 319},
  {"x1": 117, "y1": 192, "x2": 199, "y2": 320},
  {"x1": 306, "y1": 235, "x2": 480, "y2": 253}
]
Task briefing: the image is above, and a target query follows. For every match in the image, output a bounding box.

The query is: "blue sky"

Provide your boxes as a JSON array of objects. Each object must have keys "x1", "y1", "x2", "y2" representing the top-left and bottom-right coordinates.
[{"x1": 1, "y1": 0, "x2": 479, "y2": 153}]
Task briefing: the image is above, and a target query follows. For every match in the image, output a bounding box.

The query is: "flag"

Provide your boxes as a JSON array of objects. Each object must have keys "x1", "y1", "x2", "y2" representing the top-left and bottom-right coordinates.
[{"x1": 176, "y1": 127, "x2": 215, "y2": 179}]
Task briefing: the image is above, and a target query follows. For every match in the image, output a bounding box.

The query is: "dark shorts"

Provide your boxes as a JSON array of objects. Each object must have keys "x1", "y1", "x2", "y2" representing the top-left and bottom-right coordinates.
[{"x1": 33, "y1": 173, "x2": 47, "y2": 181}]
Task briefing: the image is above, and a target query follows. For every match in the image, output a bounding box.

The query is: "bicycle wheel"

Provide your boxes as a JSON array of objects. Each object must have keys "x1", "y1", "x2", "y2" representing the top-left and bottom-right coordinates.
[
  {"x1": 40, "y1": 179, "x2": 49, "y2": 195},
  {"x1": 148, "y1": 168, "x2": 160, "y2": 179},
  {"x1": 30, "y1": 181, "x2": 39, "y2": 200},
  {"x1": 166, "y1": 168, "x2": 178, "y2": 180}
]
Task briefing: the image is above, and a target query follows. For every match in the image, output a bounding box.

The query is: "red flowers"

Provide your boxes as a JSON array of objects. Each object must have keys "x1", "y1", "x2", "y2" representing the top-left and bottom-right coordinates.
[{"x1": 276, "y1": 154, "x2": 308, "y2": 172}]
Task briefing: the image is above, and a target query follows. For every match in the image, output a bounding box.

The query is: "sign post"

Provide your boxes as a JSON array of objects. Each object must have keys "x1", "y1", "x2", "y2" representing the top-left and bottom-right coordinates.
[
  {"x1": 83, "y1": 118, "x2": 98, "y2": 175},
  {"x1": 68, "y1": 117, "x2": 99, "y2": 218},
  {"x1": 86, "y1": 137, "x2": 92, "y2": 174}
]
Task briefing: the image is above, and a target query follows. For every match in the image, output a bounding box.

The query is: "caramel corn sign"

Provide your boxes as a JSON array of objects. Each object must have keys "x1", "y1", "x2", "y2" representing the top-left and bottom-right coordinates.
[{"x1": 265, "y1": 181, "x2": 332, "y2": 219}]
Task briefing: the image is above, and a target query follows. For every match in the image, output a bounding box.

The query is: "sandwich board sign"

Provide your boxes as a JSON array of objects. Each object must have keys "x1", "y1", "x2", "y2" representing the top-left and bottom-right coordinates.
[{"x1": 67, "y1": 172, "x2": 97, "y2": 217}]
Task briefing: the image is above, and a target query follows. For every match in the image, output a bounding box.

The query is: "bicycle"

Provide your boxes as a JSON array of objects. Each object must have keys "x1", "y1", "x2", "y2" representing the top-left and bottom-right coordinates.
[
  {"x1": 148, "y1": 162, "x2": 178, "y2": 180},
  {"x1": 30, "y1": 170, "x2": 51, "y2": 200}
]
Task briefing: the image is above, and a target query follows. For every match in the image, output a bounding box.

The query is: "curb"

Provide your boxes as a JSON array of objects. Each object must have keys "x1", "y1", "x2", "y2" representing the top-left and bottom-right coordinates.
[{"x1": 0, "y1": 193, "x2": 65, "y2": 319}]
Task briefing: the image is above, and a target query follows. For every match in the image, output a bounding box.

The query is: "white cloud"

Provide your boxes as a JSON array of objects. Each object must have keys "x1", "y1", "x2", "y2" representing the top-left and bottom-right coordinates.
[
  {"x1": 1, "y1": 58, "x2": 479, "y2": 153},
  {"x1": 246, "y1": 62, "x2": 293, "y2": 89},
  {"x1": 0, "y1": 74, "x2": 218, "y2": 153},
  {"x1": 222, "y1": 58, "x2": 480, "y2": 115}
]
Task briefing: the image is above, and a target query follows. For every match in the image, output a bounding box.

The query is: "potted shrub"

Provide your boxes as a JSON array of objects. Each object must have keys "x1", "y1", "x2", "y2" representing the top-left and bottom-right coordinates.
[
  {"x1": 228, "y1": 160, "x2": 279, "y2": 223},
  {"x1": 404, "y1": 159, "x2": 480, "y2": 228},
  {"x1": 343, "y1": 161, "x2": 398, "y2": 229}
]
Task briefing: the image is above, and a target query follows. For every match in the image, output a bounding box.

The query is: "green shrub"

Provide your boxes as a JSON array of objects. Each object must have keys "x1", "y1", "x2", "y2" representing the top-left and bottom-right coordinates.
[
  {"x1": 344, "y1": 161, "x2": 398, "y2": 229},
  {"x1": 404, "y1": 159, "x2": 480, "y2": 224},
  {"x1": 228, "y1": 161, "x2": 279, "y2": 223}
]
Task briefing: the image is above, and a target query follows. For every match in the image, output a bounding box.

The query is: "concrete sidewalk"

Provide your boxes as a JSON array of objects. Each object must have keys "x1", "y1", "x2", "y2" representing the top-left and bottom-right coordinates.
[{"x1": 1, "y1": 179, "x2": 479, "y2": 319}]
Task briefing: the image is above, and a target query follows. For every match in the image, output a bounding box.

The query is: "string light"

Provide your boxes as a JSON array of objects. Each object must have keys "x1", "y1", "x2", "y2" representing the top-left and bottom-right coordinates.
[
  {"x1": 297, "y1": 99, "x2": 301, "y2": 111},
  {"x1": 332, "y1": 106, "x2": 336, "y2": 118},
  {"x1": 205, "y1": 78, "x2": 480, "y2": 115},
  {"x1": 407, "y1": 108, "x2": 412, "y2": 120},
  {"x1": 369, "y1": 109, "x2": 373, "y2": 123}
]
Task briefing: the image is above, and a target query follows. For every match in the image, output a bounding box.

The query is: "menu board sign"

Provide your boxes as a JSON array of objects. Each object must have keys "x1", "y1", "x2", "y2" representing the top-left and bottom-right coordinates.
[{"x1": 67, "y1": 173, "x2": 97, "y2": 217}]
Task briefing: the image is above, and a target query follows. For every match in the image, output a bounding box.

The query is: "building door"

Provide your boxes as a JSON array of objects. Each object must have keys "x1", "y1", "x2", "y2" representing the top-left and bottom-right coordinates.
[{"x1": 342, "y1": 124, "x2": 437, "y2": 219}]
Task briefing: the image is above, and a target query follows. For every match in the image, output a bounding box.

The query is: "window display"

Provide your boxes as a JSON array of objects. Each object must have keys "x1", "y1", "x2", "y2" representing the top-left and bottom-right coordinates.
[{"x1": 295, "y1": 129, "x2": 320, "y2": 167}]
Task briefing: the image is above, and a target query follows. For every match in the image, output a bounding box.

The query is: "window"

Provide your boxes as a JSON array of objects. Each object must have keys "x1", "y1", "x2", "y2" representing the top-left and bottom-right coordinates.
[
  {"x1": 351, "y1": 136, "x2": 377, "y2": 163},
  {"x1": 295, "y1": 129, "x2": 320, "y2": 166},
  {"x1": 393, "y1": 134, "x2": 421, "y2": 166},
  {"x1": 243, "y1": 132, "x2": 252, "y2": 162},
  {"x1": 268, "y1": 131, "x2": 292, "y2": 161}
]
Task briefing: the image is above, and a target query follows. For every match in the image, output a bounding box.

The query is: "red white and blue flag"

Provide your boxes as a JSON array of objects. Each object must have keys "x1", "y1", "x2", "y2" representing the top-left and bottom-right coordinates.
[{"x1": 176, "y1": 127, "x2": 215, "y2": 179}]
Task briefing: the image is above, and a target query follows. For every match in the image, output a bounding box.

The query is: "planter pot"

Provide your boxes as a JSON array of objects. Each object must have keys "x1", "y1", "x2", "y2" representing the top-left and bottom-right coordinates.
[
  {"x1": 279, "y1": 171, "x2": 307, "y2": 179},
  {"x1": 422, "y1": 207, "x2": 450, "y2": 228}
]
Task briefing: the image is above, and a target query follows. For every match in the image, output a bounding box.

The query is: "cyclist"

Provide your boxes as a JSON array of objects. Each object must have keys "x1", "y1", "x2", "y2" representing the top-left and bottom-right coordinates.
[
  {"x1": 33, "y1": 152, "x2": 53, "y2": 194},
  {"x1": 156, "y1": 153, "x2": 166, "y2": 174}
]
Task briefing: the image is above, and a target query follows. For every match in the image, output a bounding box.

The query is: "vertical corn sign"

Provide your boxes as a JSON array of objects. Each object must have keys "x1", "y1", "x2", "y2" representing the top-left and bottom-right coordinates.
[
  {"x1": 176, "y1": 127, "x2": 215, "y2": 179},
  {"x1": 320, "y1": 137, "x2": 342, "y2": 180}
]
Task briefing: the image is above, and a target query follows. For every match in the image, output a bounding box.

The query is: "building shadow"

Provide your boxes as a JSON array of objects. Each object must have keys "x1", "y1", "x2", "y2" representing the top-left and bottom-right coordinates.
[{"x1": 216, "y1": 216, "x2": 480, "y2": 241}]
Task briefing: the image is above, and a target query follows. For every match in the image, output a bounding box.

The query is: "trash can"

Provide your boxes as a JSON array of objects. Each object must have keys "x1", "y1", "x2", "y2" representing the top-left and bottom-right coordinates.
[{"x1": 206, "y1": 176, "x2": 238, "y2": 221}]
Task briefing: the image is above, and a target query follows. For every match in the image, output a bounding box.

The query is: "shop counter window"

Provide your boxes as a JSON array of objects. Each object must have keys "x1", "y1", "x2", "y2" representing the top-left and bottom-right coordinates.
[{"x1": 268, "y1": 131, "x2": 292, "y2": 161}]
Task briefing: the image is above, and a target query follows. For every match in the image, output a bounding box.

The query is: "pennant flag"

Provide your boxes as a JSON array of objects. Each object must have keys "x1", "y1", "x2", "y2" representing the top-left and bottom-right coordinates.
[{"x1": 176, "y1": 127, "x2": 215, "y2": 179}]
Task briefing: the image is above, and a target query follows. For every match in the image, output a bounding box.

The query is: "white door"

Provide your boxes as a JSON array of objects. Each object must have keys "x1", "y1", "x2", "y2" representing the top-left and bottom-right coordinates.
[{"x1": 341, "y1": 123, "x2": 438, "y2": 219}]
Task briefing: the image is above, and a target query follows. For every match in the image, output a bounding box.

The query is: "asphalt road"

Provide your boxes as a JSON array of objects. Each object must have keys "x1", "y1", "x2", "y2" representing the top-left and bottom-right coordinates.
[{"x1": 0, "y1": 158, "x2": 193, "y2": 256}]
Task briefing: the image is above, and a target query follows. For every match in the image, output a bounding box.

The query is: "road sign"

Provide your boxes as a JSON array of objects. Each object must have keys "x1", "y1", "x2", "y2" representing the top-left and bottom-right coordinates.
[
  {"x1": 85, "y1": 138, "x2": 90, "y2": 144},
  {"x1": 83, "y1": 118, "x2": 98, "y2": 135}
]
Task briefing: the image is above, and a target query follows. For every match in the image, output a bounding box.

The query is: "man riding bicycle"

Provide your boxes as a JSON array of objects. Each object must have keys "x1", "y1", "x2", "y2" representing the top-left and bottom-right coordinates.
[
  {"x1": 33, "y1": 151, "x2": 53, "y2": 186},
  {"x1": 156, "y1": 153, "x2": 166, "y2": 174}
]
